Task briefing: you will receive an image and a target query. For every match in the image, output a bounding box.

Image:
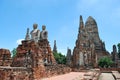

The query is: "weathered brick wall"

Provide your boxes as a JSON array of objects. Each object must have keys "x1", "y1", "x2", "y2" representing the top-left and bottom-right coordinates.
[
  {"x1": 0, "y1": 67, "x2": 33, "y2": 80},
  {"x1": 0, "y1": 65, "x2": 72, "y2": 80},
  {"x1": 0, "y1": 49, "x2": 12, "y2": 66},
  {"x1": 45, "y1": 64, "x2": 72, "y2": 77},
  {"x1": 33, "y1": 66, "x2": 46, "y2": 79},
  {"x1": 38, "y1": 39, "x2": 56, "y2": 64}
]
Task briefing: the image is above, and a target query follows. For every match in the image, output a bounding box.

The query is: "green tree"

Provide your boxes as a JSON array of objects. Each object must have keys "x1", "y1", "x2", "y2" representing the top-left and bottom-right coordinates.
[
  {"x1": 98, "y1": 56, "x2": 113, "y2": 68},
  {"x1": 117, "y1": 43, "x2": 120, "y2": 58},
  {"x1": 11, "y1": 48, "x2": 17, "y2": 58},
  {"x1": 53, "y1": 52, "x2": 66, "y2": 64}
]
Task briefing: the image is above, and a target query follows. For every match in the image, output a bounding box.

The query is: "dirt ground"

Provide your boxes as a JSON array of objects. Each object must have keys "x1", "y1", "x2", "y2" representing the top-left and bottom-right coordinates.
[
  {"x1": 41, "y1": 72, "x2": 115, "y2": 80},
  {"x1": 41, "y1": 72, "x2": 86, "y2": 80}
]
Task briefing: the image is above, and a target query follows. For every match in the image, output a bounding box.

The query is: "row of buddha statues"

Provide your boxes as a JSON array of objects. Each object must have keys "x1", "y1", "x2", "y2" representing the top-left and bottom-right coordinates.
[{"x1": 25, "y1": 23, "x2": 48, "y2": 42}]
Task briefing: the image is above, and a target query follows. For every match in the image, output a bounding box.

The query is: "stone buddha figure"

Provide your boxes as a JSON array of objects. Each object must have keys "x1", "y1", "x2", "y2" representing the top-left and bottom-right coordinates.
[
  {"x1": 30, "y1": 23, "x2": 40, "y2": 42},
  {"x1": 40, "y1": 25, "x2": 48, "y2": 40}
]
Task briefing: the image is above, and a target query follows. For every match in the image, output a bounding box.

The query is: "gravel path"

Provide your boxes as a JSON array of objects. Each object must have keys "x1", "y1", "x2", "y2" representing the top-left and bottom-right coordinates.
[
  {"x1": 99, "y1": 73, "x2": 115, "y2": 80},
  {"x1": 41, "y1": 72, "x2": 85, "y2": 80}
]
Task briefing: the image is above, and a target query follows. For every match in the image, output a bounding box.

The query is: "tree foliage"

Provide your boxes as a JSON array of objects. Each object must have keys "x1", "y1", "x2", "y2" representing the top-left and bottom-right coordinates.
[
  {"x1": 98, "y1": 56, "x2": 113, "y2": 68},
  {"x1": 117, "y1": 43, "x2": 120, "y2": 58},
  {"x1": 53, "y1": 52, "x2": 66, "y2": 64},
  {"x1": 11, "y1": 48, "x2": 17, "y2": 58}
]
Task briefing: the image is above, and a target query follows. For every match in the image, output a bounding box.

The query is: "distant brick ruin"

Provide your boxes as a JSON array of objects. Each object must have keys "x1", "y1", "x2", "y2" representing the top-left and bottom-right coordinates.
[
  {"x1": 66, "y1": 48, "x2": 72, "y2": 66},
  {"x1": 53, "y1": 40, "x2": 57, "y2": 53},
  {"x1": 111, "y1": 45, "x2": 120, "y2": 67}
]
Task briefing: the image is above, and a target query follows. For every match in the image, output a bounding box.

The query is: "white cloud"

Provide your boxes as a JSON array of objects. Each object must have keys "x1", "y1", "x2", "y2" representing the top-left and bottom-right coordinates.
[{"x1": 16, "y1": 39, "x2": 24, "y2": 45}]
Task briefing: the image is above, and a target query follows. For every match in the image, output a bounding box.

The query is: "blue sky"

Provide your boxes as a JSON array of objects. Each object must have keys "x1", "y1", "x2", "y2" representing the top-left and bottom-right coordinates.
[{"x1": 0, "y1": 0, "x2": 120, "y2": 55}]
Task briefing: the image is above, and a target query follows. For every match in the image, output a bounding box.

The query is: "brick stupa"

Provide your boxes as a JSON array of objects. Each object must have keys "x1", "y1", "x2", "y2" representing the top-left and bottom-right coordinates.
[{"x1": 12, "y1": 24, "x2": 56, "y2": 79}]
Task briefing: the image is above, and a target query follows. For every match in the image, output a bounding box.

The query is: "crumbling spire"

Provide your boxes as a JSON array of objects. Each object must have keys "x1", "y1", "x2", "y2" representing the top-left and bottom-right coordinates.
[
  {"x1": 112, "y1": 45, "x2": 117, "y2": 62},
  {"x1": 25, "y1": 28, "x2": 30, "y2": 40},
  {"x1": 53, "y1": 40, "x2": 57, "y2": 53},
  {"x1": 66, "y1": 47, "x2": 72, "y2": 66},
  {"x1": 79, "y1": 15, "x2": 84, "y2": 33}
]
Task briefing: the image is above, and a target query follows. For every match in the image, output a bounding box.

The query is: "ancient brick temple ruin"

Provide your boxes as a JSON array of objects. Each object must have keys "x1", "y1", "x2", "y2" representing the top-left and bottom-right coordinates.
[
  {"x1": 72, "y1": 15, "x2": 110, "y2": 68},
  {"x1": 1, "y1": 16, "x2": 119, "y2": 80},
  {"x1": 11, "y1": 24, "x2": 57, "y2": 79},
  {"x1": 0, "y1": 23, "x2": 72, "y2": 80},
  {"x1": 12, "y1": 25, "x2": 56, "y2": 67}
]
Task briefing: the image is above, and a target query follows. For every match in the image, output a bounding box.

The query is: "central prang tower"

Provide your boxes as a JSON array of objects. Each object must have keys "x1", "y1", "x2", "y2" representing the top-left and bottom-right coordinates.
[{"x1": 73, "y1": 15, "x2": 109, "y2": 68}]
